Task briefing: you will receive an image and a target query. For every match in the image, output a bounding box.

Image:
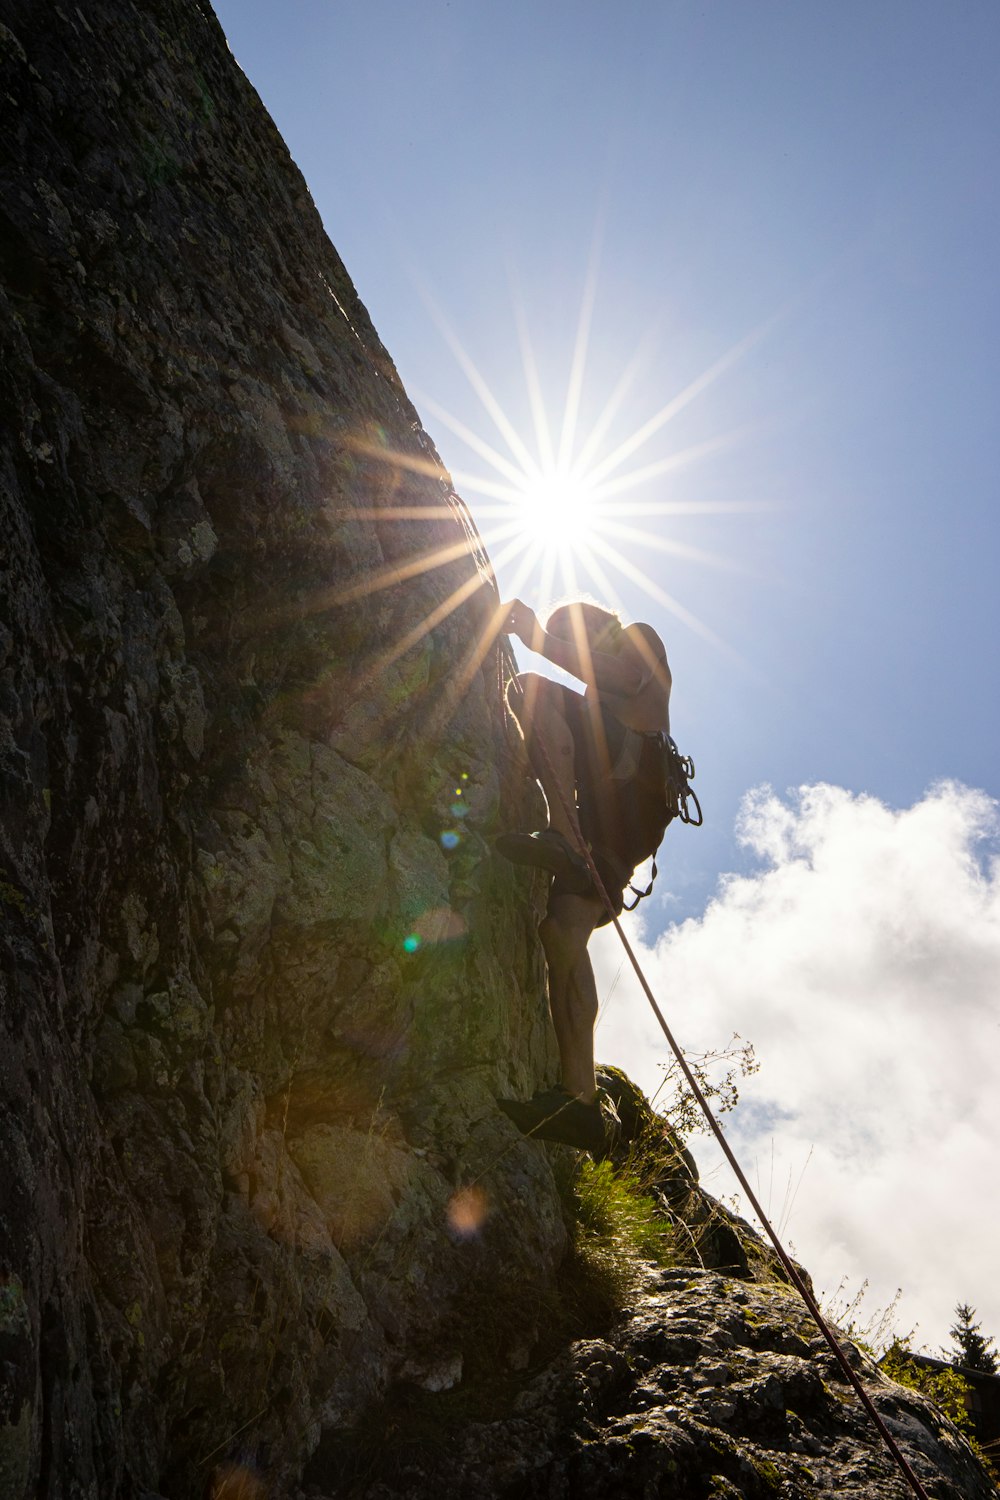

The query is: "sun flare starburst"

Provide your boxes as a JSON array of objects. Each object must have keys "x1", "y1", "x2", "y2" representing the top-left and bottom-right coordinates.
[
  {"x1": 328, "y1": 268, "x2": 773, "y2": 718},
  {"x1": 410, "y1": 313, "x2": 767, "y2": 654}
]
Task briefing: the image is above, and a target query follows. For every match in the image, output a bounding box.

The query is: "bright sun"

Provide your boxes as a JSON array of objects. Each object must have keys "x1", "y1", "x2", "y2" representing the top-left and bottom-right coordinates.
[
  {"x1": 336, "y1": 269, "x2": 761, "y2": 694},
  {"x1": 400, "y1": 269, "x2": 763, "y2": 629},
  {"x1": 515, "y1": 468, "x2": 600, "y2": 551}
]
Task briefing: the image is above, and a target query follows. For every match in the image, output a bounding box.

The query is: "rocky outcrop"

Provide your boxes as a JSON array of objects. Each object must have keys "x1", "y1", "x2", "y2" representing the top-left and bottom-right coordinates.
[
  {"x1": 324, "y1": 1266, "x2": 995, "y2": 1500},
  {"x1": 0, "y1": 3, "x2": 995, "y2": 1499},
  {"x1": 302, "y1": 1078, "x2": 993, "y2": 1499}
]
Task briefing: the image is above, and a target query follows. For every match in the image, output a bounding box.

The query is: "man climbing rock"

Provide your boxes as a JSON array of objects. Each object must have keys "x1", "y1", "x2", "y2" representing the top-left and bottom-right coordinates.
[{"x1": 497, "y1": 596, "x2": 676, "y2": 1155}]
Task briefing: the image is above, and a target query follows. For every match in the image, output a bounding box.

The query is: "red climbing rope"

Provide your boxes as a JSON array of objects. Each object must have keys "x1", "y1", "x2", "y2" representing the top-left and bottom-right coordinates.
[{"x1": 530, "y1": 728, "x2": 931, "y2": 1500}]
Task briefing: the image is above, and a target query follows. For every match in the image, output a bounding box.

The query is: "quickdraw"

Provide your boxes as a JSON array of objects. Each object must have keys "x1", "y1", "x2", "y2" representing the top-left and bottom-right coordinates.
[
  {"x1": 621, "y1": 734, "x2": 703, "y2": 911},
  {"x1": 661, "y1": 733, "x2": 703, "y2": 828}
]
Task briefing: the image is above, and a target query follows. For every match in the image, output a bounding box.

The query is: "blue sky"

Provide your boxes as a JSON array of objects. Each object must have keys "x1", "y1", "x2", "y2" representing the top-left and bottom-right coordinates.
[{"x1": 212, "y1": 2, "x2": 1000, "y2": 1350}]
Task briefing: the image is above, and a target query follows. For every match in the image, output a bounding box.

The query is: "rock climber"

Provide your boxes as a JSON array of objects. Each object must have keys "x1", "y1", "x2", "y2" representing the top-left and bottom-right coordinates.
[{"x1": 496, "y1": 596, "x2": 674, "y2": 1155}]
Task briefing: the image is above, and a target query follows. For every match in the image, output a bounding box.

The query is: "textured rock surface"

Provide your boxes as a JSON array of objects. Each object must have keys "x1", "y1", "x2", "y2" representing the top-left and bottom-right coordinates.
[
  {"x1": 0, "y1": 3, "x2": 996, "y2": 1499},
  {"x1": 1, "y1": 2, "x2": 559, "y2": 1494},
  {"x1": 329, "y1": 1268, "x2": 995, "y2": 1500}
]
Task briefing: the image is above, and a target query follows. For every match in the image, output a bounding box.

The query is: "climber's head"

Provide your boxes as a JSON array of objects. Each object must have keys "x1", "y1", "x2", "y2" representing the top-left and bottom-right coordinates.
[{"x1": 545, "y1": 599, "x2": 623, "y2": 654}]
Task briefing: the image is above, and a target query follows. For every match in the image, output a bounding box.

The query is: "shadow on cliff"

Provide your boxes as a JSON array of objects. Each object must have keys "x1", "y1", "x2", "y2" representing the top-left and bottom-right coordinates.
[{"x1": 301, "y1": 1065, "x2": 810, "y2": 1498}]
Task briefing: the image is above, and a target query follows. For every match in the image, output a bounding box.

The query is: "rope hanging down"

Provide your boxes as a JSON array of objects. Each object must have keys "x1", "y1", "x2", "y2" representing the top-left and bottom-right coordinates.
[{"x1": 531, "y1": 728, "x2": 931, "y2": 1500}]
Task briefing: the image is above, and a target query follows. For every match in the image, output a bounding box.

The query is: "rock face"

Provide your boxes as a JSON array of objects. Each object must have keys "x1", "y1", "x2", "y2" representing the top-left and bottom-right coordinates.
[
  {"x1": 1, "y1": 2, "x2": 559, "y2": 1494},
  {"x1": 331, "y1": 1266, "x2": 996, "y2": 1500},
  {"x1": 0, "y1": 4, "x2": 994, "y2": 1499}
]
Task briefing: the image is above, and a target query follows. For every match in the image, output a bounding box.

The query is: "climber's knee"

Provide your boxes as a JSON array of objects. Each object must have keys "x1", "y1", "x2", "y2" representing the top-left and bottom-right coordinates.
[
  {"x1": 508, "y1": 671, "x2": 562, "y2": 732},
  {"x1": 538, "y1": 913, "x2": 567, "y2": 971}
]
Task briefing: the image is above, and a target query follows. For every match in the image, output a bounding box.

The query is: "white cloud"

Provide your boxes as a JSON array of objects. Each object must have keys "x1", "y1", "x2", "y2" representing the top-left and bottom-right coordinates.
[{"x1": 594, "y1": 780, "x2": 1000, "y2": 1354}]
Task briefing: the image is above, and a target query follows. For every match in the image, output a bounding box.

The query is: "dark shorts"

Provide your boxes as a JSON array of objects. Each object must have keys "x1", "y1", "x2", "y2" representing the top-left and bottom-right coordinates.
[{"x1": 550, "y1": 689, "x2": 669, "y2": 926}]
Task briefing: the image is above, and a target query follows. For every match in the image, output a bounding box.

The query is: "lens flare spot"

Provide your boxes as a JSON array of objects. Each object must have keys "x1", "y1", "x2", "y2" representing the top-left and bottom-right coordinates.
[
  {"x1": 447, "y1": 1184, "x2": 488, "y2": 1239},
  {"x1": 450, "y1": 803, "x2": 468, "y2": 819},
  {"x1": 207, "y1": 1462, "x2": 268, "y2": 1499},
  {"x1": 403, "y1": 933, "x2": 421, "y2": 953},
  {"x1": 440, "y1": 830, "x2": 461, "y2": 850}
]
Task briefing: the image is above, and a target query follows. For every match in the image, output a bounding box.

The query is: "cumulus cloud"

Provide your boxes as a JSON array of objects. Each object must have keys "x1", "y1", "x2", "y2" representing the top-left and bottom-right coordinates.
[{"x1": 593, "y1": 780, "x2": 1000, "y2": 1352}]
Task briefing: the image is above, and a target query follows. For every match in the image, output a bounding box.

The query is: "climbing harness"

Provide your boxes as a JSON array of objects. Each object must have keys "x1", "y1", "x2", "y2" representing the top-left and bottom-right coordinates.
[
  {"x1": 530, "y1": 726, "x2": 931, "y2": 1500},
  {"x1": 620, "y1": 732, "x2": 702, "y2": 911}
]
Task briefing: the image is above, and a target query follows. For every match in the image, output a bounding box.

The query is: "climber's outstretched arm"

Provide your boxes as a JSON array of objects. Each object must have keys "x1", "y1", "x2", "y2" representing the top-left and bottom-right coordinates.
[{"x1": 502, "y1": 598, "x2": 645, "y2": 697}]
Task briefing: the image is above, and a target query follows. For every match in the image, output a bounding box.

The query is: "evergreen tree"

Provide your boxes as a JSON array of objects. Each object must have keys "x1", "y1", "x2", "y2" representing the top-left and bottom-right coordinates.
[{"x1": 946, "y1": 1303, "x2": 998, "y2": 1374}]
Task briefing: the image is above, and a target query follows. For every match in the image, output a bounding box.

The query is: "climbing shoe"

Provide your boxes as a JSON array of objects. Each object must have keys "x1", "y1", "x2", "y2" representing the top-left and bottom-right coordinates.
[
  {"x1": 498, "y1": 1086, "x2": 615, "y2": 1157},
  {"x1": 494, "y1": 829, "x2": 593, "y2": 897}
]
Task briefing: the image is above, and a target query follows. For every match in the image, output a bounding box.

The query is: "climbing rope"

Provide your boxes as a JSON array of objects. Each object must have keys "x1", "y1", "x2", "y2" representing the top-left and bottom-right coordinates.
[{"x1": 530, "y1": 727, "x2": 931, "y2": 1500}]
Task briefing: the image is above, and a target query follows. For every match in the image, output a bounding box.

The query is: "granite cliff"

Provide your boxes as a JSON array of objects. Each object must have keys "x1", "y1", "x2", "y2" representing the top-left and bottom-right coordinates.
[{"x1": 0, "y1": 3, "x2": 994, "y2": 1497}]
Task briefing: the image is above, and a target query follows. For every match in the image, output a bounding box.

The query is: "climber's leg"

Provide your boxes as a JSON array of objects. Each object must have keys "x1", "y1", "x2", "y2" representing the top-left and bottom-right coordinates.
[
  {"x1": 497, "y1": 673, "x2": 593, "y2": 893},
  {"x1": 538, "y1": 892, "x2": 604, "y2": 1103}
]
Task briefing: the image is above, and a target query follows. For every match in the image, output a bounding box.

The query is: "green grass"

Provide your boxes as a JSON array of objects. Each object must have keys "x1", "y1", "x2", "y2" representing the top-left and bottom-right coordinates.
[{"x1": 572, "y1": 1157, "x2": 676, "y2": 1302}]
